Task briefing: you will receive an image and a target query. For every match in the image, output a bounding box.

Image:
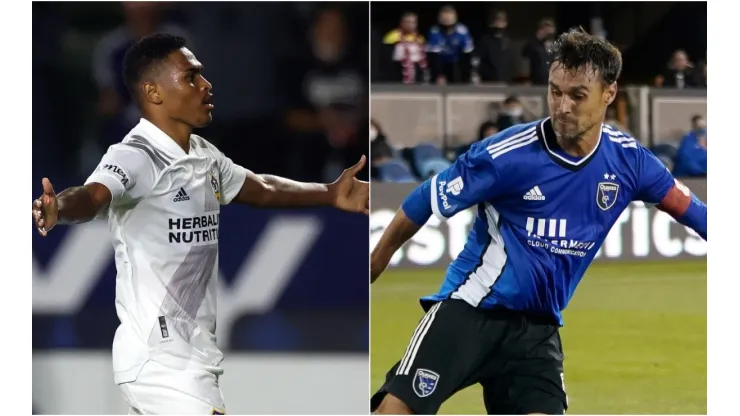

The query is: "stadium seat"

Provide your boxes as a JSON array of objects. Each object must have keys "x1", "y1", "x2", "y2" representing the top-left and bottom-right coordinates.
[
  {"x1": 377, "y1": 159, "x2": 417, "y2": 183},
  {"x1": 411, "y1": 144, "x2": 452, "y2": 179}
]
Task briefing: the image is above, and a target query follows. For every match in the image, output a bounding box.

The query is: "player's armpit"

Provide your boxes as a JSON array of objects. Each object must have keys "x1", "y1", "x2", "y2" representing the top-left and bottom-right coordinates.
[{"x1": 656, "y1": 181, "x2": 707, "y2": 241}]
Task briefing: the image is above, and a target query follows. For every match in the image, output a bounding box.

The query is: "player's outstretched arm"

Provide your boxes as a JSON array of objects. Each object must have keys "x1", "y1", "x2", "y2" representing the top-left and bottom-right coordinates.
[
  {"x1": 233, "y1": 156, "x2": 369, "y2": 214},
  {"x1": 636, "y1": 147, "x2": 707, "y2": 241},
  {"x1": 371, "y1": 208, "x2": 423, "y2": 283},
  {"x1": 657, "y1": 180, "x2": 707, "y2": 241},
  {"x1": 31, "y1": 178, "x2": 112, "y2": 237}
]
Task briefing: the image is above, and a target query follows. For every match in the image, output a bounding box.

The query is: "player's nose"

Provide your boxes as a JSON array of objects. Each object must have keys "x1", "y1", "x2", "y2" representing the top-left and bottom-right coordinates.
[
  {"x1": 200, "y1": 75, "x2": 213, "y2": 92},
  {"x1": 557, "y1": 96, "x2": 574, "y2": 114}
]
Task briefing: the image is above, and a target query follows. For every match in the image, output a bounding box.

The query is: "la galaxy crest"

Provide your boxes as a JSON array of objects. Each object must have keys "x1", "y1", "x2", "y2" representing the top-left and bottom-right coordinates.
[
  {"x1": 596, "y1": 181, "x2": 619, "y2": 211},
  {"x1": 412, "y1": 368, "x2": 440, "y2": 398},
  {"x1": 209, "y1": 167, "x2": 221, "y2": 200}
]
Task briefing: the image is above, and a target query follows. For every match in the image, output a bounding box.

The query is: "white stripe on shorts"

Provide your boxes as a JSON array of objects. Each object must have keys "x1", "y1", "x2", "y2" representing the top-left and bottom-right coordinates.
[{"x1": 397, "y1": 302, "x2": 442, "y2": 376}]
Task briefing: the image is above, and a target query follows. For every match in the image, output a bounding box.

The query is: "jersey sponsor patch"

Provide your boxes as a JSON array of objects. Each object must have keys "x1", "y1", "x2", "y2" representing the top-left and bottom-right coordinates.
[
  {"x1": 101, "y1": 164, "x2": 130, "y2": 186},
  {"x1": 412, "y1": 368, "x2": 440, "y2": 397}
]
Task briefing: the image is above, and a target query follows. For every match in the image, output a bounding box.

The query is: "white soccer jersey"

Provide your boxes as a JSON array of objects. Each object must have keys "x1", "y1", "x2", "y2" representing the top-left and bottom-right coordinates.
[{"x1": 84, "y1": 118, "x2": 248, "y2": 402}]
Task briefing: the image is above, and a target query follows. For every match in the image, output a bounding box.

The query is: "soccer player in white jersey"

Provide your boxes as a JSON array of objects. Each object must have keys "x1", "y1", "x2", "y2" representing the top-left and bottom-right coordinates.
[{"x1": 31, "y1": 33, "x2": 369, "y2": 415}]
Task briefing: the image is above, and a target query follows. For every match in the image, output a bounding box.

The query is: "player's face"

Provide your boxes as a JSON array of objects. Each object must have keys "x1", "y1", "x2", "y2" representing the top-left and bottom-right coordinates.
[
  {"x1": 160, "y1": 48, "x2": 214, "y2": 128},
  {"x1": 547, "y1": 63, "x2": 616, "y2": 142}
]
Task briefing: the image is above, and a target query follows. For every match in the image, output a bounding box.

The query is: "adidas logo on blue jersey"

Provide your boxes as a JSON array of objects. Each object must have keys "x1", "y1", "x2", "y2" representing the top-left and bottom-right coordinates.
[
  {"x1": 173, "y1": 187, "x2": 190, "y2": 202},
  {"x1": 523, "y1": 186, "x2": 546, "y2": 201}
]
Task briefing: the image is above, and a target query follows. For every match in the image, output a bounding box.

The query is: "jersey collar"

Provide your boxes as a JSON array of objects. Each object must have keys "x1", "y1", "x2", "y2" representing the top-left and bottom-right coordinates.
[
  {"x1": 134, "y1": 118, "x2": 192, "y2": 157},
  {"x1": 536, "y1": 117, "x2": 603, "y2": 172}
]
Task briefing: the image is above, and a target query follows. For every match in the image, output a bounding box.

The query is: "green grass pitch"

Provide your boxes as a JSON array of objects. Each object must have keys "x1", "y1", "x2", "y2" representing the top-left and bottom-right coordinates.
[{"x1": 371, "y1": 261, "x2": 706, "y2": 414}]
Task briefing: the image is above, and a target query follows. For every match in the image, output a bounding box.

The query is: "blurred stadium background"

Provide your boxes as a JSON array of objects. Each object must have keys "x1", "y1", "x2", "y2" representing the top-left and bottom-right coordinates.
[
  {"x1": 32, "y1": 2, "x2": 368, "y2": 414},
  {"x1": 370, "y1": 1, "x2": 707, "y2": 414}
]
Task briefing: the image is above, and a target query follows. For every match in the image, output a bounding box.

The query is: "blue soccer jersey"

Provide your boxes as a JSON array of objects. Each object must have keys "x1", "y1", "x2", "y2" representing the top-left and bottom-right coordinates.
[{"x1": 401, "y1": 118, "x2": 707, "y2": 325}]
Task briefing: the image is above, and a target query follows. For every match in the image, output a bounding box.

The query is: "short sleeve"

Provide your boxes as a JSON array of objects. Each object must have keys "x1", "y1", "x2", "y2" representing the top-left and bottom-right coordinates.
[
  {"x1": 428, "y1": 141, "x2": 505, "y2": 220},
  {"x1": 85, "y1": 145, "x2": 158, "y2": 204},
  {"x1": 215, "y1": 150, "x2": 249, "y2": 205},
  {"x1": 634, "y1": 145, "x2": 675, "y2": 204}
]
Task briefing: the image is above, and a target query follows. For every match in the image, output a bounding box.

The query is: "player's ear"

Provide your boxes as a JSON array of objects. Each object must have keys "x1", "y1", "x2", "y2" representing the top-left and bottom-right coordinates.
[
  {"x1": 604, "y1": 82, "x2": 617, "y2": 106},
  {"x1": 143, "y1": 82, "x2": 162, "y2": 105}
]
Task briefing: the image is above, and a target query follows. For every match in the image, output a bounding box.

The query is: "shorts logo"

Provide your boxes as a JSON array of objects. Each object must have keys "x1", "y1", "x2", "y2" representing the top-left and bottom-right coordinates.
[
  {"x1": 412, "y1": 368, "x2": 440, "y2": 398},
  {"x1": 596, "y1": 182, "x2": 619, "y2": 211}
]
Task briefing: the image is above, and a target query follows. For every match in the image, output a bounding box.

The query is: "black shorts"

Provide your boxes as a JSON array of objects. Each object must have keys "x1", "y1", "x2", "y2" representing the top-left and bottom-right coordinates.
[{"x1": 371, "y1": 299, "x2": 568, "y2": 415}]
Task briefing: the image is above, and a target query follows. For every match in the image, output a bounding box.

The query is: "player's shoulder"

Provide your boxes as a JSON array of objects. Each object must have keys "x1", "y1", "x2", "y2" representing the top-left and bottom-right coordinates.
[
  {"x1": 190, "y1": 134, "x2": 224, "y2": 158},
  {"x1": 462, "y1": 120, "x2": 541, "y2": 172},
  {"x1": 475, "y1": 120, "x2": 540, "y2": 157},
  {"x1": 600, "y1": 123, "x2": 653, "y2": 158}
]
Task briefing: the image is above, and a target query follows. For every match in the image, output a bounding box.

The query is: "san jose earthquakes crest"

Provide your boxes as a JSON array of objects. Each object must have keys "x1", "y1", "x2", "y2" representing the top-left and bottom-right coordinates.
[
  {"x1": 412, "y1": 368, "x2": 440, "y2": 397},
  {"x1": 596, "y1": 181, "x2": 619, "y2": 211}
]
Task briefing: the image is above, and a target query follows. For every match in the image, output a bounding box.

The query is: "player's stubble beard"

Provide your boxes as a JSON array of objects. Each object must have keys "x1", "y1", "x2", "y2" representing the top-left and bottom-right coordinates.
[{"x1": 554, "y1": 117, "x2": 602, "y2": 154}]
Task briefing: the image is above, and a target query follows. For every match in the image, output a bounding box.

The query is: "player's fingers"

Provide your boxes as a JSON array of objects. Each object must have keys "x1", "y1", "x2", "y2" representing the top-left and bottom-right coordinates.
[
  {"x1": 42, "y1": 177, "x2": 55, "y2": 196},
  {"x1": 346, "y1": 155, "x2": 366, "y2": 176},
  {"x1": 37, "y1": 227, "x2": 47, "y2": 237},
  {"x1": 363, "y1": 208, "x2": 369, "y2": 215},
  {"x1": 34, "y1": 199, "x2": 42, "y2": 208},
  {"x1": 37, "y1": 218, "x2": 45, "y2": 228}
]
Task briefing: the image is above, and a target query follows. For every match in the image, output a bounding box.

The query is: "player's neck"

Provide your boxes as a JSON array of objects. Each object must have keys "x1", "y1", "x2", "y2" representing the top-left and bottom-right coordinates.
[
  {"x1": 145, "y1": 116, "x2": 192, "y2": 154},
  {"x1": 557, "y1": 122, "x2": 602, "y2": 158}
]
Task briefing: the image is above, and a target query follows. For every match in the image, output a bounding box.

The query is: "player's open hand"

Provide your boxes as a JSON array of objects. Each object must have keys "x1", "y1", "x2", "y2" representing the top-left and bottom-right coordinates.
[
  {"x1": 32, "y1": 178, "x2": 58, "y2": 237},
  {"x1": 329, "y1": 155, "x2": 369, "y2": 215}
]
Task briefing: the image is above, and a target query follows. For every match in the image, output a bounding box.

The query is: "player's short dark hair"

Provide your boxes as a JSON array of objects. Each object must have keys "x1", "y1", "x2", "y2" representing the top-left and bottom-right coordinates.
[
  {"x1": 123, "y1": 33, "x2": 187, "y2": 100},
  {"x1": 550, "y1": 28, "x2": 622, "y2": 86},
  {"x1": 691, "y1": 114, "x2": 704, "y2": 124}
]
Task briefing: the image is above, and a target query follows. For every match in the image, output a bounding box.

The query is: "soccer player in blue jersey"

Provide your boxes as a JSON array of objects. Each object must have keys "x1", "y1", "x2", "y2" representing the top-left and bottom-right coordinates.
[{"x1": 370, "y1": 28, "x2": 707, "y2": 415}]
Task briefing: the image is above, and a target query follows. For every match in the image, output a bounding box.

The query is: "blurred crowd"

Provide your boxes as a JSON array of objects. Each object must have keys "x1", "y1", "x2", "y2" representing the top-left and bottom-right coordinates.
[
  {"x1": 33, "y1": 2, "x2": 369, "y2": 190},
  {"x1": 374, "y1": 5, "x2": 707, "y2": 88},
  {"x1": 370, "y1": 3, "x2": 707, "y2": 182}
]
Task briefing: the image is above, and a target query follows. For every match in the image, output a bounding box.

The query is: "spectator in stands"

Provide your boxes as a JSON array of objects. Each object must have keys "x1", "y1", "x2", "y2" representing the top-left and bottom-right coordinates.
[
  {"x1": 282, "y1": 6, "x2": 367, "y2": 182},
  {"x1": 426, "y1": 5, "x2": 475, "y2": 85},
  {"x1": 381, "y1": 12, "x2": 429, "y2": 84},
  {"x1": 457, "y1": 120, "x2": 498, "y2": 157},
  {"x1": 92, "y1": 2, "x2": 191, "y2": 146},
  {"x1": 475, "y1": 9, "x2": 512, "y2": 84},
  {"x1": 496, "y1": 96, "x2": 526, "y2": 131},
  {"x1": 654, "y1": 49, "x2": 700, "y2": 89},
  {"x1": 522, "y1": 18, "x2": 557, "y2": 85},
  {"x1": 673, "y1": 115, "x2": 707, "y2": 177},
  {"x1": 370, "y1": 119, "x2": 395, "y2": 165},
  {"x1": 697, "y1": 59, "x2": 707, "y2": 87}
]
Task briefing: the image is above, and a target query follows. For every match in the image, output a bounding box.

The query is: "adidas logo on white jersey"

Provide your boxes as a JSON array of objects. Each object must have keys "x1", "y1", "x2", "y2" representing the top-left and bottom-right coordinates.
[
  {"x1": 523, "y1": 186, "x2": 546, "y2": 201},
  {"x1": 173, "y1": 187, "x2": 190, "y2": 202}
]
